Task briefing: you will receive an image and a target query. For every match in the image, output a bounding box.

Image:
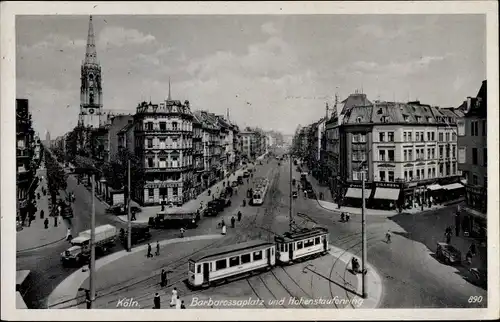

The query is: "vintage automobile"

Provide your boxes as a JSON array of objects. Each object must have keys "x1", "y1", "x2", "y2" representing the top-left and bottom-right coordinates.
[
  {"x1": 119, "y1": 226, "x2": 152, "y2": 246},
  {"x1": 231, "y1": 180, "x2": 239, "y2": 187},
  {"x1": 436, "y1": 242, "x2": 462, "y2": 265},
  {"x1": 243, "y1": 171, "x2": 250, "y2": 178},
  {"x1": 237, "y1": 176, "x2": 244, "y2": 184},
  {"x1": 149, "y1": 209, "x2": 199, "y2": 229}
]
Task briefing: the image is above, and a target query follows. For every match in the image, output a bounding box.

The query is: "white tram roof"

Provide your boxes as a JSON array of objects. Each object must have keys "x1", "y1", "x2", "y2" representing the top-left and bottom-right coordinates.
[
  {"x1": 189, "y1": 240, "x2": 274, "y2": 263},
  {"x1": 275, "y1": 227, "x2": 329, "y2": 243}
]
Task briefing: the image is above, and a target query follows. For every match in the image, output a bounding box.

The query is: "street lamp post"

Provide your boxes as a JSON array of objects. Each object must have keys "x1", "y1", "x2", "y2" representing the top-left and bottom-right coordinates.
[
  {"x1": 361, "y1": 170, "x2": 367, "y2": 298},
  {"x1": 89, "y1": 173, "x2": 96, "y2": 308},
  {"x1": 127, "y1": 159, "x2": 132, "y2": 252},
  {"x1": 289, "y1": 155, "x2": 293, "y2": 232}
]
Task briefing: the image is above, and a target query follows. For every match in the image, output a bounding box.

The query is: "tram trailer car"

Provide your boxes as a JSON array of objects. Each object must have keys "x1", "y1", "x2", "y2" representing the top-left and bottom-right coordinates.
[
  {"x1": 275, "y1": 227, "x2": 329, "y2": 264},
  {"x1": 187, "y1": 227, "x2": 329, "y2": 288},
  {"x1": 188, "y1": 240, "x2": 276, "y2": 288}
]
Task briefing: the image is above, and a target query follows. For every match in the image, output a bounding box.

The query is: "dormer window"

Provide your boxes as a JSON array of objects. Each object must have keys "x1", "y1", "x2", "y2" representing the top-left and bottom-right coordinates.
[
  {"x1": 403, "y1": 114, "x2": 410, "y2": 122},
  {"x1": 427, "y1": 117, "x2": 432, "y2": 123},
  {"x1": 356, "y1": 117, "x2": 362, "y2": 123},
  {"x1": 377, "y1": 108, "x2": 383, "y2": 115},
  {"x1": 381, "y1": 116, "x2": 389, "y2": 123},
  {"x1": 415, "y1": 116, "x2": 422, "y2": 123}
]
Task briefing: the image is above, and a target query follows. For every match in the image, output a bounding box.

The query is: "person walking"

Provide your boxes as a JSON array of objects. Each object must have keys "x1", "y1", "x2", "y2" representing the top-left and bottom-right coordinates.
[
  {"x1": 466, "y1": 250, "x2": 473, "y2": 265},
  {"x1": 180, "y1": 227, "x2": 185, "y2": 238},
  {"x1": 160, "y1": 269, "x2": 166, "y2": 287},
  {"x1": 469, "y1": 242, "x2": 477, "y2": 256},
  {"x1": 153, "y1": 292, "x2": 161, "y2": 309},
  {"x1": 445, "y1": 230, "x2": 452, "y2": 244},
  {"x1": 44, "y1": 217, "x2": 49, "y2": 229},
  {"x1": 385, "y1": 231, "x2": 392, "y2": 244},
  {"x1": 175, "y1": 295, "x2": 181, "y2": 309},
  {"x1": 66, "y1": 228, "x2": 73, "y2": 241},
  {"x1": 53, "y1": 214, "x2": 58, "y2": 227},
  {"x1": 155, "y1": 241, "x2": 160, "y2": 256},
  {"x1": 237, "y1": 211, "x2": 242, "y2": 222},
  {"x1": 231, "y1": 216, "x2": 236, "y2": 228},
  {"x1": 147, "y1": 243, "x2": 153, "y2": 258},
  {"x1": 221, "y1": 222, "x2": 227, "y2": 235},
  {"x1": 40, "y1": 209, "x2": 45, "y2": 219},
  {"x1": 180, "y1": 300, "x2": 186, "y2": 309},
  {"x1": 170, "y1": 287, "x2": 178, "y2": 307}
]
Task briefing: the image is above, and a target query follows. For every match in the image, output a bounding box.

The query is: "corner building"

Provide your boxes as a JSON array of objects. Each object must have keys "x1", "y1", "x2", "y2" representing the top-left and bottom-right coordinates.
[{"x1": 134, "y1": 99, "x2": 194, "y2": 206}]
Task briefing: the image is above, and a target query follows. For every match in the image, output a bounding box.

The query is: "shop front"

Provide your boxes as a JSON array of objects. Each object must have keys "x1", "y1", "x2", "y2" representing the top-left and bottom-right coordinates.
[
  {"x1": 342, "y1": 184, "x2": 372, "y2": 208},
  {"x1": 371, "y1": 182, "x2": 401, "y2": 210}
]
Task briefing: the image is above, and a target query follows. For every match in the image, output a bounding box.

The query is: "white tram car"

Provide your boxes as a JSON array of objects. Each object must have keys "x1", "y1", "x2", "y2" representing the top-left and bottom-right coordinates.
[
  {"x1": 251, "y1": 178, "x2": 269, "y2": 206},
  {"x1": 187, "y1": 227, "x2": 329, "y2": 288},
  {"x1": 275, "y1": 227, "x2": 329, "y2": 264},
  {"x1": 188, "y1": 240, "x2": 276, "y2": 288}
]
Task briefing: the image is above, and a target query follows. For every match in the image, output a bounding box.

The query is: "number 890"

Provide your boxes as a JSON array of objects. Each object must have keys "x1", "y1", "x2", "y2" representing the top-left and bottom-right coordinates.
[{"x1": 468, "y1": 296, "x2": 483, "y2": 303}]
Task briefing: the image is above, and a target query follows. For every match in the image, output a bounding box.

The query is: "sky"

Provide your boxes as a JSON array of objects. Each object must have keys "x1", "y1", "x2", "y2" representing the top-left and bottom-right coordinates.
[{"x1": 16, "y1": 14, "x2": 486, "y2": 137}]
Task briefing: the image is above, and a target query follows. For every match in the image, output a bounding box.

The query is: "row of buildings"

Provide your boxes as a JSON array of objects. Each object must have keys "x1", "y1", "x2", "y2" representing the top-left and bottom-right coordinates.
[
  {"x1": 16, "y1": 99, "x2": 42, "y2": 221},
  {"x1": 49, "y1": 16, "x2": 277, "y2": 207},
  {"x1": 293, "y1": 81, "x2": 487, "y2": 239}
]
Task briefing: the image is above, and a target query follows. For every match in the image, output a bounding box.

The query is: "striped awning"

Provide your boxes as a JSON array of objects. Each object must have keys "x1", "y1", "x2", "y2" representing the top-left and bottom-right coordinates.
[
  {"x1": 442, "y1": 183, "x2": 464, "y2": 190},
  {"x1": 373, "y1": 188, "x2": 400, "y2": 201},
  {"x1": 345, "y1": 188, "x2": 372, "y2": 199},
  {"x1": 427, "y1": 184, "x2": 443, "y2": 191}
]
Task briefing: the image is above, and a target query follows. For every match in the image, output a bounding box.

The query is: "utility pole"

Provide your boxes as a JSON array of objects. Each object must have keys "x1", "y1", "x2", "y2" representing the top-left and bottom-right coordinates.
[
  {"x1": 127, "y1": 159, "x2": 132, "y2": 252},
  {"x1": 289, "y1": 155, "x2": 293, "y2": 232},
  {"x1": 361, "y1": 170, "x2": 367, "y2": 298},
  {"x1": 90, "y1": 173, "x2": 96, "y2": 308}
]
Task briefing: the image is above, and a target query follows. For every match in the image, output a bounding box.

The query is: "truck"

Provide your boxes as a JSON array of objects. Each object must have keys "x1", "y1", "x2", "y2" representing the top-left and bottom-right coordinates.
[{"x1": 61, "y1": 224, "x2": 117, "y2": 266}]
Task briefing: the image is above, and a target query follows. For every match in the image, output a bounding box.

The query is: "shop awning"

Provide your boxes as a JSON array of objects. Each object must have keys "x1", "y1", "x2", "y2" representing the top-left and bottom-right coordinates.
[
  {"x1": 345, "y1": 188, "x2": 372, "y2": 199},
  {"x1": 442, "y1": 183, "x2": 464, "y2": 190},
  {"x1": 427, "y1": 184, "x2": 443, "y2": 191},
  {"x1": 373, "y1": 188, "x2": 400, "y2": 201}
]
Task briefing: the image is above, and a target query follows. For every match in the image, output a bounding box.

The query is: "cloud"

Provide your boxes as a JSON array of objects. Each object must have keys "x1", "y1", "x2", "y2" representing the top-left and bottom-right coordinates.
[
  {"x1": 18, "y1": 34, "x2": 86, "y2": 53},
  {"x1": 261, "y1": 22, "x2": 279, "y2": 35},
  {"x1": 347, "y1": 55, "x2": 448, "y2": 77},
  {"x1": 97, "y1": 26, "x2": 156, "y2": 48}
]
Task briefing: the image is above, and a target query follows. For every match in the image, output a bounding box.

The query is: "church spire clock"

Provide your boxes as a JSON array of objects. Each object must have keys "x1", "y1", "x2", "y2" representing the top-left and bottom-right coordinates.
[{"x1": 78, "y1": 15, "x2": 103, "y2": 129}]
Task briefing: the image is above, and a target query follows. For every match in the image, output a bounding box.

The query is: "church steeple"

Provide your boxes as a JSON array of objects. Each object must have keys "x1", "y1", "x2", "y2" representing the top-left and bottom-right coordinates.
[
  {"x1": 168, "y1": 77, "x2": 172, "y2": 100},
  {"x1": 84, "y1": 15, "x2": 98, "y2": 65}
]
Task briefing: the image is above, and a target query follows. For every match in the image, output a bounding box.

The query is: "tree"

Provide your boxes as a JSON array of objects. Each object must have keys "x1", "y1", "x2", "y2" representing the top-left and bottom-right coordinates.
[
  {"x1": 45, "y1": 150, "x2": 68, "y2": 206},
  {"x1": 103, "y1": 149, "x2": 144, "y2": 203}
]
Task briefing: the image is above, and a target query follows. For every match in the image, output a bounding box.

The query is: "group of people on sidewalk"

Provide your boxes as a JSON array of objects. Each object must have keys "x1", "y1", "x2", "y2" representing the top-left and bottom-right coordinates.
[
  {"x1": 218, "y1": 210, "x2": 243, "y2": 235},
  {"x1": 153, "y1": 287, "x2": 186, "y2": 309}
]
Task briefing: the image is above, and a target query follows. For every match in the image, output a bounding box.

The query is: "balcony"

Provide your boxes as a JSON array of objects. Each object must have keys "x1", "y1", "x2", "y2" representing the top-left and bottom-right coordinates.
[
  {"x1": 138, "y1": 127, "x2": 192, "y2": 135},
  {"x1": 145, "y1": 165, "x2": 191, "y2": 173}
]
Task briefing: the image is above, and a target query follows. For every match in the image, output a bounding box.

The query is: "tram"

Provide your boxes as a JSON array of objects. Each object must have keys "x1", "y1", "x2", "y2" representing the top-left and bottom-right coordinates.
[
  {"x1": 251, "y1": 177, "x2": 269, "y2": 206},
  {"x1": 187, "y1": 227, "x2": 329, "y2": 288}
]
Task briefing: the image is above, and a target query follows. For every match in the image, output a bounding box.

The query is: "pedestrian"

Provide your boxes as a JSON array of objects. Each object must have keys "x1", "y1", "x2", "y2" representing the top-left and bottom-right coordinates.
[
  {"x1": 54, "y1": 214, "x2": 58, "y2": 227},
  {"x1": 160, "y1": 268, "x2": 166, "y2": 287},
  {"x1": 222, "y1": 223, "x2": 227, "y2": 235},
  {"x1": 345, "y1": 213, "x2": 350, "y2": 222},
  {"x1": 40, "y1": 209, "x2": 44, "y2": 219},
  {"x1": 470, "y1": 242, "x2": 477, "y2": 256},
  {"x1": 234, "y1": 186, "x2": 238, "y2": 195},
  {"x1": 155, "y1": 241, "x2": 160, "y2": 256},
  {"x1": 181, "y1": 300, "x2": 186, "y2": 309},
  {"x1": 66, "y1": 228, "x2": 73, "y2": 241},
  {"x1": 340, "y1": 212, "x2": 345, "y2": 222},
  {"x1": 385, "y1": 231, "x2": 391, "y2": 243},
  {"x1": 153, "y1": 292, "x2": 160, "y2": 309},
  {"x1": 231, "y1": 216, "x2": 235, "y2": 228},
  {"x1": 237, "y1": 211, "x2": 242, "y2": 222},
  {"x1": 180, "y1": 227, "x2": 185, "y2": 238},
  {"x1": 466, "y1": 250, "x2": 473, "y2": 265},
  {"x1": 44, "y1": 217, "x2": 49, "y2": 229},
  {"x1": 176, "y1": 295, "x2": 181, "y2": 309},
  {"x1": 170, "y1": 287, "x2": 178, "y2": 307},
  {"x1": 445, "y1": 231, "x2": 451, "y2": 244},
  {"x1": 147, "y1": 243, "x2": 153, "y2": 258}
]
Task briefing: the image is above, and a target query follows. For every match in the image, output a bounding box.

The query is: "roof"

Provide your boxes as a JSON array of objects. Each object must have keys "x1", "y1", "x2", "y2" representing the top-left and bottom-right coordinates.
[
  {"x1": 275, "y1": 227, "x2": 329, "y2": 243},
  {"x1": 340, "y1": 93, "x2": 372, "y2": 115},
  {"x1": 118, "y1": 122, "x2": 134, "y2": 134},
  {"x1": 343, "y1": 105, "x2": 373, "y2": 124},
  {"x1": 189, "y1": 240, "x2": 273, "y2": 263}
]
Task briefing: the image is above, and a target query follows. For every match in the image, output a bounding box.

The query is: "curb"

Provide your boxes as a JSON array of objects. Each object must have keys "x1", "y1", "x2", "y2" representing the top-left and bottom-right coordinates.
[
  {"x1": 328, "y1": 245, "x2": 384, "y2": 309},
  {"x1": 16, "y1": 235, "x2": 67, "y2": 254},
  {"x1": 47, "y1": 234, "x2": 224, "y2": 309}
]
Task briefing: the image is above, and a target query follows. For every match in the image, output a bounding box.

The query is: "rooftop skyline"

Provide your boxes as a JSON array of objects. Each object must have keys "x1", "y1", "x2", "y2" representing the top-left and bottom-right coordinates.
[{"x1": 17, "y1": 14, "x2": 485, "y2": 137}]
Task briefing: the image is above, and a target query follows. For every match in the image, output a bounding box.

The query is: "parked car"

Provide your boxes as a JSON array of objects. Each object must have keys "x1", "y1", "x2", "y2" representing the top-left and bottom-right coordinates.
[{"x1": 436, "y1": 242, "x2": 462, "y2": 265}]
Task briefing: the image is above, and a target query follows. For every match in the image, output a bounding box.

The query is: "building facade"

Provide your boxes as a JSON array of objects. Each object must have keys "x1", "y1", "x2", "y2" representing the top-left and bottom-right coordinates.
[
  {"x1": 194, "y1": 111, "x2": 222, "y2": 188},
  {"x1": 133, "y1": 99, "x2": 194, "y2": 206},
  {"x1": 78, "y1": 16, "x2": 104, "y2": 129},
  {"x1": 191, "y1": 112, "x2": 205, "y2": 194},
  {"x1": 16, "y1": 99, "x2": 36, "y2": 221},
  {"x1": 458, "y1": 80, "x2": 487, "y2": 240}
]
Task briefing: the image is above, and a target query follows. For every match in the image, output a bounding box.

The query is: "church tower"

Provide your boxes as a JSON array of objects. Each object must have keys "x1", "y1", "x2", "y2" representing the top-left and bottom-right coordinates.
[{"x1": 78, "y1": 15, "x2": 103, "y2": 129}]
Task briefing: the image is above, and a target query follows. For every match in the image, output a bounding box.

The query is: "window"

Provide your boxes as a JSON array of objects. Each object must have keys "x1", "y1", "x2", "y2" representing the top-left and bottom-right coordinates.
[
  {"x1": 473, "y1": 175, "x2": 478, "y2": 186},
  {"x1": 173, "y1": 187, "x2": 178, "y2": 196},
  {"x1": 428, "y1": 168, "x2": 432, "y2": 178},
  {"x1": 431, "y1": 132, "x2": 435, "y2": 141},
  {"x1": 215, "y1": 259, "x2": 227, "y2": 270},
  {"x1": 482, "y1": 120, "x2": 486, "y2": 136},
  {"x1": 439, "y1": 146, "x2": 444, "y2": 159},
  {"x1": 409, "y1": 170, "x2": 413, "y2": 180},
  {"x1": 458, "y1": 121, "x2": 465, "y2": 136},
  {"x1": 404, "y1": 171, "x2": 408, "y2": 181},
  {"x1": 356, "y1": 117, "x2": 362, "y2": 123},
  {"x1": 159, "y1": 122, "x2": 166, "y2": 130},
  {"x1": 253, "y1": 250, "x2": 263, "y2": 260},
  {"x1": 315, "y1": 237, "x2": 320, "y2": 245},
  {"x1": 388, "y1": 132, "x2": 394, "y2": 142},
  {"x1": 416, "y1": 132, "x2": 420, "y2": 142},
  {"x1": 471, "y1": 120, "x2": 479, "y2": 136},
  {"x1": 189, "y1": 262, "x2": 195, "y2": 272},
  {"x1": 388, "y1": 171, "x2": 394, "y2": 182},
  {"x1": 172, "y1": 122, "x2": 178, "y2": 130},
  {"x1": 432, "y1": 168, "x2": 436, "y2": 177},
  {"x1": 445, "y1": 133, "x2": 449, "y2": 142},
  {"x1": 484, "y1": 148, "x2": 487, "y2": 166},
  {"x1": 379, "y1": 150, "x2": 386, "y2": 161},
  {"x1": 379, "y1": 171, "x2": 386, "y2": 182},
  {"x1": 404, "y1": 150, "x2": 408, "y2": 161},
  {"x1": 472, "y1": 148, "x2": 478, "y2": 165},
  {"x1": 388, "y1": 150, "x2": 394, "y2": 161},
  {"x1": 360, "y1": 134, "x2": 367, "y2": 142},
  {"x1": 403, "y1": 115, "x2": 409, "y2": 122},
  {"x1": 427, "y1": 132, "x2": 431, "y2": 141},
  {"x1": 197, "y1": 265, "x2": 201, "y2": 274},
  {"x1": 147, "y1": 139, "x2": 153, "y2": 148},
  {"x1": 304, "y1": 239, "x2": 314, "y2": 247},
  {"x1": 427, "y1": 148, "x2": 431, "y2": 159},
  {"x1": 297, "y1": 241, "x2": 303, "y2": 249},
  {"x1": 147, "y1": 158, "x2": 154, "y2": 167},
  {"x1": 229, "y1": 256, "x2": 240, "y2": 267},
  {"x1": 146, "y1": 122, "x2": 154, "y2": 130},
  {"x1": 379, "y1": 132, "x2": 385, "y2": 142},
  {"x1": 438, "y1": 133, "x2": 443, "y2": 142},
  {"x1": 452, "y1": 133, "x2": 456, "y2": 141},
  {"x1": 408, "y1": 132, "x2": 413, "y2": 141},
  {"x1": 403, "y1": 132, "x2": 407, "y2": 142},
  {"x1": 241, "y1": 254, "x2": 252, "y2": 264},
  {"x1": 416, "y1": 116, "x2": 422, "y2": 123},
  {"x1": 409, "y1": 150, "x2": 413, "y2": 161},
  {"x1": 452, "y1": 146, "x2": 456, "y2": 159},
  {"x1": 148, "y1": 188, "x2": 154, "y2": 198}
]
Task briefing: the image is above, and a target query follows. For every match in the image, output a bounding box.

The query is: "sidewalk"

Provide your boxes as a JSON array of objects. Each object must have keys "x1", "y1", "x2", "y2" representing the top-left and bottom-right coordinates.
[
  {"x1": 116, "y1": 162, "x2": 256, "y2": 224},
  {"x1": 16, "y1": 168, "x2": 68, "y2": 252}
]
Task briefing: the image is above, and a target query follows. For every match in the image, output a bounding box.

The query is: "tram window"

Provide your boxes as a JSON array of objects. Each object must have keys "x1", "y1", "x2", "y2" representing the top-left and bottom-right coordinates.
[
  {"x1": 297, "y1": 241, "x2": 303, "y2": 249},
  {"x1": 304, "y1": 239, "x2": 313, "y2": 247},
  {"x1": 189, "y1": 262, "x2": 195, "y2": 272},
  {"x1": 315, "y1": 237, "x2": 320, "y2": 245},
  {"x1": 197, "y1": 265, "x2": 202, "y2": 274},
  {"x1": 229, "y1": 256, "x2": 240, "y2": 267},
  {"x1": 215, "y1": 259, "x2": 227, "y2": 270},
  {"x1": 253, "y1": 251, "x2": 263, "y2": 260},
  {"x1": 241, "y1": 253, "x2": 251, "y2": 264}
]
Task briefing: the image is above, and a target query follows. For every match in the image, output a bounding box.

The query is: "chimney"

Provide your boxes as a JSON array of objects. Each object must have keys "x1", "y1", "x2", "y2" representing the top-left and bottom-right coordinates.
[{"x1": 466, "y1": 97, "x2": 472, "y2": 111}]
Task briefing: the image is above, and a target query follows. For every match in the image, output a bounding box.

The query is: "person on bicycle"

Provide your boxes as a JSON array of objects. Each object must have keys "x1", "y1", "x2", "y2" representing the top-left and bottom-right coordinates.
[{"x1": 386, "y1": 231, "x2": 391, "y2": 243}]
